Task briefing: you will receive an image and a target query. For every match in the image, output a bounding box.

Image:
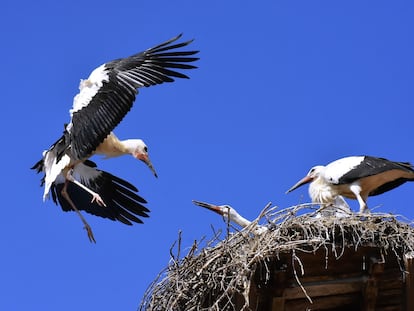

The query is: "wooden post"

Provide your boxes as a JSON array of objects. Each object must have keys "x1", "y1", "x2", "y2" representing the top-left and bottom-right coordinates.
[
  {"x1": 404, "y1": 251, "x2": 414, "y2": 310},
  {"x1": 362, "y1": 256, "x2": 384, "y2": 311},
  {"x1": 272, "y1": 297, "x2": 285, "y2": 311}
]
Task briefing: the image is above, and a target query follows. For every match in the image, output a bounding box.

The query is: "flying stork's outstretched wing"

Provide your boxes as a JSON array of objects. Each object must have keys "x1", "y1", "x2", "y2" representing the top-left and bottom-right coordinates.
[{"x1": 68, "y1": 33, "x2": 199, "y2": 160}]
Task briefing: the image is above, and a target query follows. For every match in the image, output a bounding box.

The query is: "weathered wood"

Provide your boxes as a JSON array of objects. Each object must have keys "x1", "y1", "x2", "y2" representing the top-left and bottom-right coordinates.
[
  {"x1": 283, "y1": 294, "x2": 360, "y2": 311},
  {"x1": 251, "y1": 262, "x2": 289, "y2": 310},
  {"x1": 404, "y1": 251, "x2": 414, "y2": 311},
  {"x1": 378, "y1": 271, "x2": 404, "y2": 289},
  {"x1": 375, "y1": 306, "x2": 403, "y2": 311},
  {"x1": 363, "y1": 256, "x2": 385, "y2": 310},
  {"x1": 285, "y1": 247, "x2": 383, "y2": 277},
  {"x1": 247, "y1": 246, "x2": 406, "y2": 310},
  {"x1": 284, "y1": 281, "x2": 362, "y2": 299},
  {"x1": 272, "y1": 297, "x2": 285, "y2": 311}
]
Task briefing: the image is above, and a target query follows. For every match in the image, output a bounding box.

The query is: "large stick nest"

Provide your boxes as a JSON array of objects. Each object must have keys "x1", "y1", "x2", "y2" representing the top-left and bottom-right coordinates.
[{"x1": 139, "y1": 204, "x2": 414, "y2": 311}]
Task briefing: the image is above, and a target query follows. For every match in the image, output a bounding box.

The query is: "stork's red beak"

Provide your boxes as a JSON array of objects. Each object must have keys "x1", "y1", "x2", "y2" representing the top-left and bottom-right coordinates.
[
  {"x1": 135, "y1": 153, "x2": 158, "y2": 178},
  {"x1": 286, "y1": 175, "x2": 313, "y2": 193},
  {"x1": 192, "y1": 200, "x2": 224, "y2": 216}
]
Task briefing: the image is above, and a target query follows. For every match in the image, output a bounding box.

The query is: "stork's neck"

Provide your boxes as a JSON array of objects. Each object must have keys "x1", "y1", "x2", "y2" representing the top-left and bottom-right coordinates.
[
  {"x1": 94, "y1": 133, "x2": 131, "y2": 158},
  {"x1": 230, "y1": 212, "x2": 252, "y2": 228},
  {"x1": 309, "y1": 177, "x2": 338, "y2": 204}
]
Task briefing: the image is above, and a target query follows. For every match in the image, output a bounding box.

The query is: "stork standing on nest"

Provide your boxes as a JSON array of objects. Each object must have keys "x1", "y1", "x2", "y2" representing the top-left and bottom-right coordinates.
[
  {"x1": 32, "y1": 34, "x2": 199, "y2": 242},
  {"x1": 286, "y1": 155, "x2": 414, "y2": 213},
  {"x1": 193, "y1": 200, "x2": 269, "y2": 234}
]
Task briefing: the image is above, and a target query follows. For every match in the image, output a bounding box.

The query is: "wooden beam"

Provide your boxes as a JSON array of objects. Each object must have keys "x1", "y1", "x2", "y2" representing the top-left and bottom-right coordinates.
[
  {"x1": 404, "y1": 251, "x2": 414, "y2": 311},
  {"x1": 362, "y1": 256, "x2": 385, "y2": 311},
  {"x1": 272, "y1": 297, "x2": 285, "y2": 311},
  {"x1": 283, "y1": 281, "x2": 362, "y2": 299},
  {"x1": 284, "y1": 294, "x2": 359, "y2": 311},
  {"x1": 250, "y1": 261, "x2": 289, "y2": 310}
]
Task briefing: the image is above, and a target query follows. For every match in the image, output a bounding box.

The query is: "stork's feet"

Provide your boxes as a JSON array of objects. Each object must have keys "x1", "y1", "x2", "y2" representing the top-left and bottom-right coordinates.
[
  {"x1": 358, "y1": 207, "x2": 371, "y2": 215},
  {"x1": 84, "y1": 223, "x2": 96, "y2": 243},
  {"x1": 91, "y1": 193, "x2": 106, "y2": 207}
]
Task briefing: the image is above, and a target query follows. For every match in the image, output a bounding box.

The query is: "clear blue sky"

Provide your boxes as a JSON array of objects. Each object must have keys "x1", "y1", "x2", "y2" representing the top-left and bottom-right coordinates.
[{"x1": 2, "y1": 1, "x2": 414, "y2": 310}]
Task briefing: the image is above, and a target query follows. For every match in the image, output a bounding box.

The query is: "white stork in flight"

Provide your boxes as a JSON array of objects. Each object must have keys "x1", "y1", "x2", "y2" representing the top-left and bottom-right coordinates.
[
  {"x1": 32, "y1": 34, "x2": 199, "y2": 242},
  {"x1": 193, "y1": 200, "x2": 269, "y2": 234},
  {"x1": 286, "y1": 155, "x2": 414, "y2": 214}
]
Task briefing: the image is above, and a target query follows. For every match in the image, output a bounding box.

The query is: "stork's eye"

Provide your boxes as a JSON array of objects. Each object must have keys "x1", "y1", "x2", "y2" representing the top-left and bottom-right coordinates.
[{"x1": 144, "y1": 146, "x2": 148, "y2": 153}]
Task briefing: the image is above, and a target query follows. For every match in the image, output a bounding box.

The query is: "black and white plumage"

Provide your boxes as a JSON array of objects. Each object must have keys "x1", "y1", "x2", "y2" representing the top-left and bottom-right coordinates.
[
  {"x1": 193, "y1": 200, "x2": 269, "y2": 234},
  {"x1": 32, "y1": 34, "x2": 198, "y2": 242},
  {"x1": 68, "y1": 34, "x2": 198, "y2": 160},
  {"x1": 33, "y1": 160, "x2": 149, "y2": 242},
  {"x1": 286, "y1": 155, "x2": 414, "y2": 213}
]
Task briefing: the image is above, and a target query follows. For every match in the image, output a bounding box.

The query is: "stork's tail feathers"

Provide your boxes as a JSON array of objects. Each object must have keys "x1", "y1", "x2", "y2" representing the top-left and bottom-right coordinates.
[
  {"x1": 31, "y1": 159, "x2": 46, "y2": 188},
  {"x1": 31, "y1": 159, "x2": 44, "y2": 173}
]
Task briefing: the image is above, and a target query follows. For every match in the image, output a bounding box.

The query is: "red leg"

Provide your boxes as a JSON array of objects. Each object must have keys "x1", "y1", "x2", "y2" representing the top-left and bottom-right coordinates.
[{"x1": 61, "y1": 180, "x2": 96, "y2": 243}]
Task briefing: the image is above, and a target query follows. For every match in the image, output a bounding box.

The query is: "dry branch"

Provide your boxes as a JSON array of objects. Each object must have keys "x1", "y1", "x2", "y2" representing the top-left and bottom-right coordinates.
[{"x1": 139, "y1": 204, "x2": 414, "y2": 311}]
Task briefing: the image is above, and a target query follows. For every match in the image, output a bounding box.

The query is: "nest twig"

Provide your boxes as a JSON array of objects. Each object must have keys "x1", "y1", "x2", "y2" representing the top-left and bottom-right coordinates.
[{"x1": 139, "y1": 204, "x2": 414, "y2": 311}]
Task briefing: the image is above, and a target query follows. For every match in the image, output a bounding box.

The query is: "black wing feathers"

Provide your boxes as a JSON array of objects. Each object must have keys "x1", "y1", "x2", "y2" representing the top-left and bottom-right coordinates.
[
  {"x1": 338, "y1": 156, "x2": 414, "y2": 184},
  {"x1": 71, "y1": 77, "x2": 136, "y2": 160},
  {"x1": 31, "y1": 159, "x2": 43, "y2": 173},
  {"x1": 369, "y1": 178, "x2": 411, "y2": 196},
  {"x1": 50, "y1": 162, "x2": 150, "y2": 225},
  {"x1": 70, "y1": 34, "x2": 198, "y2": 160}
]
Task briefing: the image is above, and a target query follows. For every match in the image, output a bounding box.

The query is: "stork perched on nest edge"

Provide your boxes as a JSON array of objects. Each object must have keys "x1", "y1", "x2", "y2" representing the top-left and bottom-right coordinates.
[{"x1": 286, "y1": 155, "x2": 414, "y2": 213}]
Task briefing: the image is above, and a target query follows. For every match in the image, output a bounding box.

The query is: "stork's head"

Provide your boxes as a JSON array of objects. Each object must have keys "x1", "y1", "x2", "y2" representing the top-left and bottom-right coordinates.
[
  {"x1": 193, "y1": 200, "x2": 237, "y2": 223},
  {"x1": 125, "y1": 139, "x2": 158, "y2": 178},
  {"x1": 286, "y1": 165, "x2": 325, "y2": 193}
]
